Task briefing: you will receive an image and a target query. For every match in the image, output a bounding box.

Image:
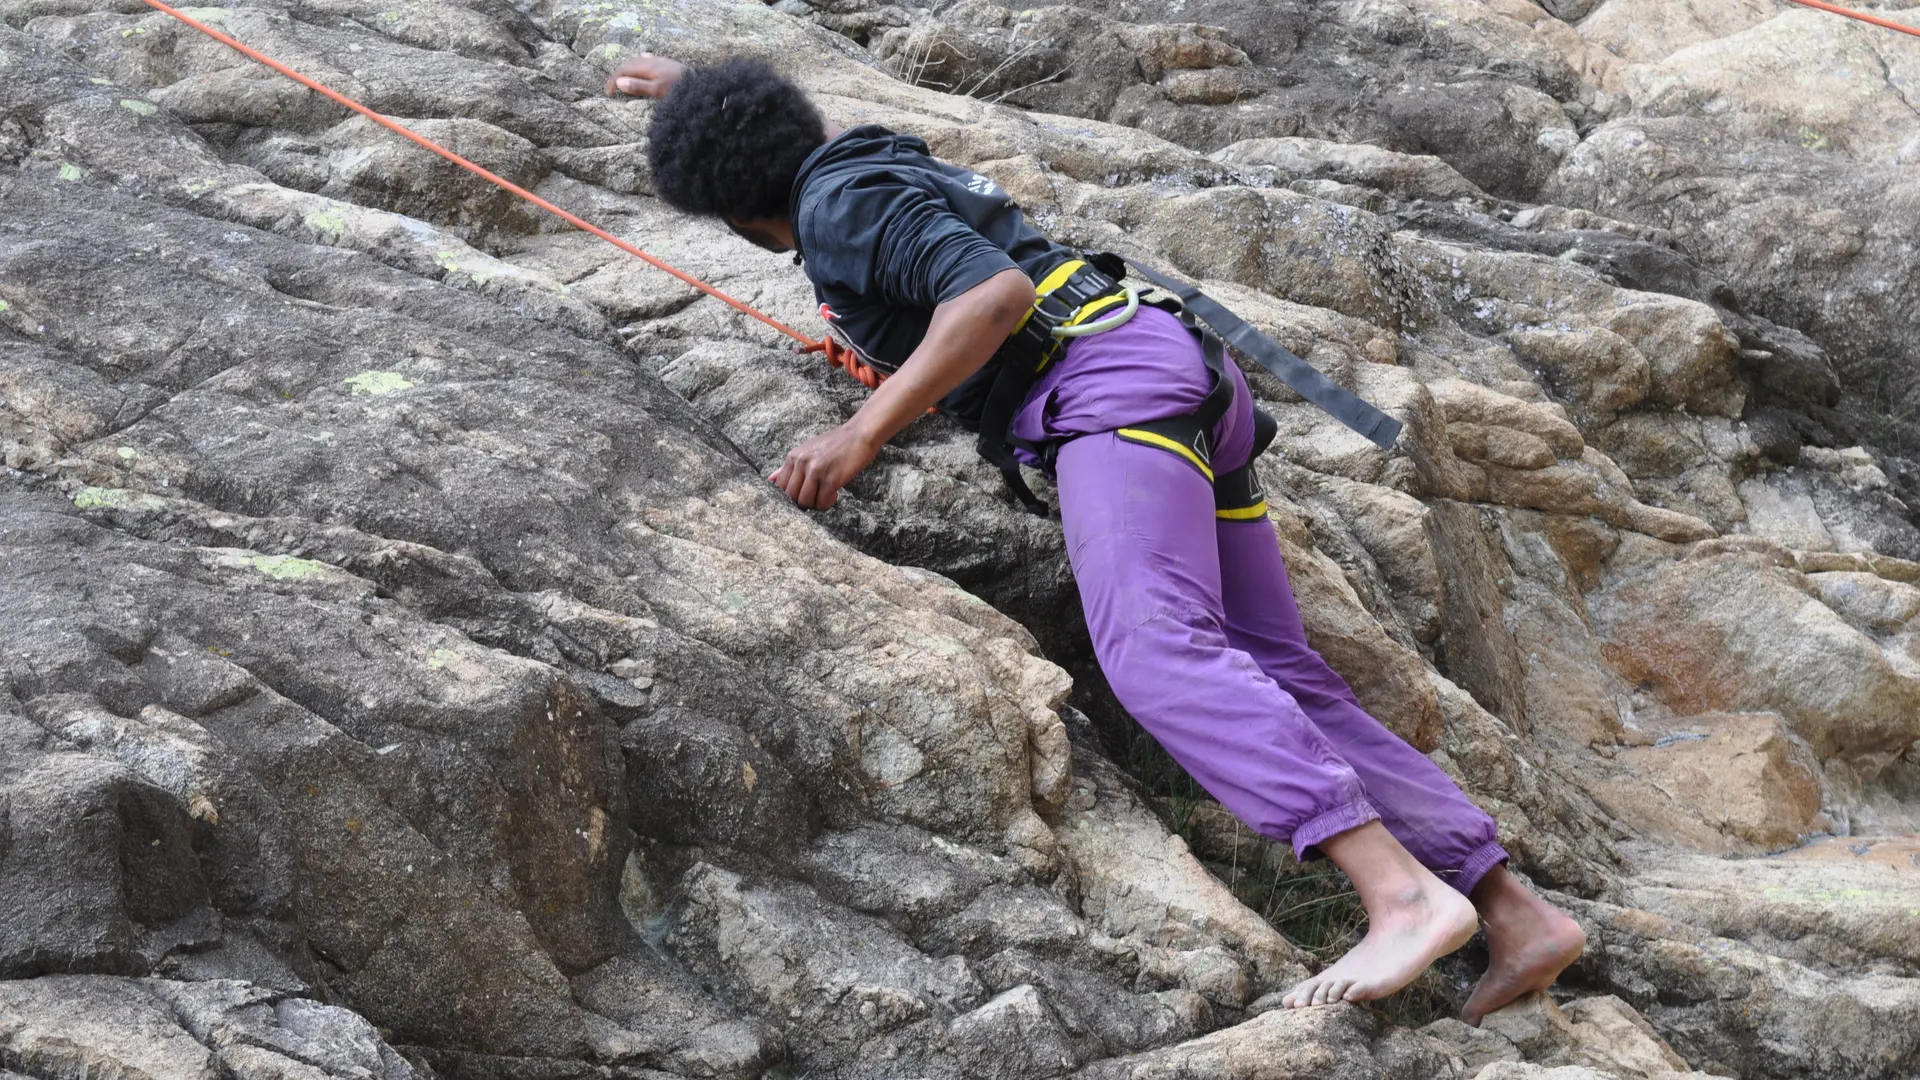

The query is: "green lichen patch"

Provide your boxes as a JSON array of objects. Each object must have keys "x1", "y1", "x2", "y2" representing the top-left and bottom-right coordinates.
[
  {"x1": 72, "y1": 486, "x2": 130, "y2": 511},
  {"x1": 71, "y1": 486, "x2": 163, "y2": 512},
  {"x1": 304, "y1": 205, "x2": 349, "y2": 243},
  {"x1": 427, "y1": 647, "x2": 460, "y2": 669},
  {"x1": 116, "y1": 446, "x2": 139, "y2": 461},
  {"x1": 432, "y1": 249, "x2": 498, "y2": 286},
  {"x1": 250, "y1": 554, "x2": 330, "y2": 580},
  {"x1": 57, "y1": 163, "x2": 83, "y2": 182},
  {"x1": 119, "y1": 99, "x2": 158, "y2": 117},
  {"x1": 0, "y1": 300, "x2": 10, "y2": 312},
  {"x1": 344, "y1": 370, "x2": 415, "y2": 396}
]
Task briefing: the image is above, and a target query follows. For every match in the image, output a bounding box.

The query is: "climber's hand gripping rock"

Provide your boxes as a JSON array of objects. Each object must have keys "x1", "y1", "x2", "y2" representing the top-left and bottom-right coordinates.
[
  {"x1": 772, "y1": 267, "x2": 1037, "y2": 511},
  {"x1": 606, "y1": 54, "x2": 688, "y2": 99}
]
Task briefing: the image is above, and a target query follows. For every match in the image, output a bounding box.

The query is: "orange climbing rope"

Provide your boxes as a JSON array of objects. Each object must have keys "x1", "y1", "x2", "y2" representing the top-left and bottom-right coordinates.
[
  {"x1": 1781, "y1": 0, "x2": 1920, "y2": 39},
  {"x1": 815, "y1": 335, "x2": 889, "y2": 389},
  {"x1": 136, "y1": 0, "x2": 825, "y2": 350}
]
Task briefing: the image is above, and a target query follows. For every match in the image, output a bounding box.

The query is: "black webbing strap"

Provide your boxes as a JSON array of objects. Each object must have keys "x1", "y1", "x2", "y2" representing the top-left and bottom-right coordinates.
[
  {"x1": 975, "y1": 264, "x2": 1127, "y2": 516},
  {"x1": 1119, "y1": 258, "x2": 1404, "y2": 450},
  {"x1": 1177, "y1": 304, "x2": 1235, "y2": 448}
]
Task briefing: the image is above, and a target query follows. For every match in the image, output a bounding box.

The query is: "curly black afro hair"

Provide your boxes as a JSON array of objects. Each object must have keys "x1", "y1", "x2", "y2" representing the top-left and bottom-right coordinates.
[{"x1": 646, "y1": 58, "x2": 828, "y2": 221}]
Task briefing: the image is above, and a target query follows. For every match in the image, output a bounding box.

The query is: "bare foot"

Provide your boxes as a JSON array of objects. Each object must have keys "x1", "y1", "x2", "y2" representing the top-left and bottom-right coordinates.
[
  {"x1": 1461, "y1": 866, "x2": 1587, "y2": 1025},
  {"x1": 1281, "y1": 875, "x2": 1479, "y2": 1008}
]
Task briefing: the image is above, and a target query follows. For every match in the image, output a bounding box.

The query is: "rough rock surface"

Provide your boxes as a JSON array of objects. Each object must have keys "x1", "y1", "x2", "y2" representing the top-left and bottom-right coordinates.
[
  {"x1": 3, "y1": 0, "x2": 1919, "y2": 1078},
  {"x1": 0, "y1": 976, "x2": 421, "y2": 1080}
]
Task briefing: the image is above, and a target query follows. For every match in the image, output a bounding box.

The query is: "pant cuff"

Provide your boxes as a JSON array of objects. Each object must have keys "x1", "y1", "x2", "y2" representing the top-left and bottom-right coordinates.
[
  {"x1": 1449, "y1": 841, "x2": 1511, "y2": 897},
  {"x1": 1289, "y1": 798, "x2": 1381, "y2": 863}
]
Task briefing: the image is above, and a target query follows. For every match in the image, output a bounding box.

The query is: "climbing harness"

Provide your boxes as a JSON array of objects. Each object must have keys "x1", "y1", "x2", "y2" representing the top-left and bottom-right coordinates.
[
  {"x1": 1781, "y1": 0, "x2": 1920, "y2": 39},
  {"x1": 975, "y1": 252, "x2": 1403, "y2": 518}
]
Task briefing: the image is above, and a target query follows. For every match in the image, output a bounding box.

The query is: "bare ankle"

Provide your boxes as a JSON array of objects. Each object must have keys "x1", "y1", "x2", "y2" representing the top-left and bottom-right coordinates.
[
  {"x1": 1381, "y1": 877, "x2": 1437, "y2": 911},
  {"x1": 1365, "y1": 874, "x2": 1475, "y2": 933},
  {"x1": 1470, "y1": 866, "x2": 1544, "y2": 928},
  {"x1": 1318, "y1": 821, "x2": 1445, "y2": 911}
]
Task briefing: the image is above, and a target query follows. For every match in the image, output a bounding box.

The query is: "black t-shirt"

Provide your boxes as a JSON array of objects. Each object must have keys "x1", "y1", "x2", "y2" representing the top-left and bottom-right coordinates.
[{"x1": 789, "y1": 125, "x2": 1077, "y2": 425}]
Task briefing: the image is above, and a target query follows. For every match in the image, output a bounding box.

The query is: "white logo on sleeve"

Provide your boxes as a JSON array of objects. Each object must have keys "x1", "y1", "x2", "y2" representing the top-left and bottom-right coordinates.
[{"x1": 964, "y1": 173, "x2": 1000, "y2": 197}]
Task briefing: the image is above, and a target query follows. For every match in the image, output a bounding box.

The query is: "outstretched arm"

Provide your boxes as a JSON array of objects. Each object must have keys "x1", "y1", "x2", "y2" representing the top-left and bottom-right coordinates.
[{"x1": 771, "y1": 267, "x2": 1036, "y2": 511}]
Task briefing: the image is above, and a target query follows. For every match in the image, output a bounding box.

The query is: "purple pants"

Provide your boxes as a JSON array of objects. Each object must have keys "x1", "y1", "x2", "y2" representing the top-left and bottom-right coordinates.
[{"x1": 1014, "y1": 308, "x2": 1508, "y2": 895}]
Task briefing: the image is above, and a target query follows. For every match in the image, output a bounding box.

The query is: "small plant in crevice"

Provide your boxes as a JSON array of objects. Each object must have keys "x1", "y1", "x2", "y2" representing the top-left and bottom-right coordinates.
[
  {"x1": 1124, "y1": 721, "x2": 1208, "y2": 837},
  {"x1": 883, "y1": 27, "x2": 1068, "y2": 105},
  {"x1": 1865, "y1": 365, "x2": 1918, "y2": 457}
]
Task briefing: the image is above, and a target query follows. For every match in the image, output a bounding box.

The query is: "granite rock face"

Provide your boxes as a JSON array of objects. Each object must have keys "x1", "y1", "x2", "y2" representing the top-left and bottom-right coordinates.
[{"x1": 2, "y1": 0, "x2": 1918, "y2": 1078}]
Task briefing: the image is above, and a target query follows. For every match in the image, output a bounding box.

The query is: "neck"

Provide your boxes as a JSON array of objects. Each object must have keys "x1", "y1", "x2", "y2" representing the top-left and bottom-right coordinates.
[{"x1": 727, "y1": 216, "x2": 796, "y2": 253}]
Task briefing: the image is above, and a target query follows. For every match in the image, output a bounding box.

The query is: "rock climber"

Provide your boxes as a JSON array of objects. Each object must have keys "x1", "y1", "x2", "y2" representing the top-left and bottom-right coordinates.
[{"x1": 611, "y1": 54, "x2": 1585, "y2": 1021}]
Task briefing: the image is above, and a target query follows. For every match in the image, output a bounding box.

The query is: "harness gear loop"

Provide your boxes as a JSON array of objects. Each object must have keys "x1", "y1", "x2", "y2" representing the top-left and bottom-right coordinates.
[{"x1": 1053, "y1": 284, "x2": 1139, "y2": 338}]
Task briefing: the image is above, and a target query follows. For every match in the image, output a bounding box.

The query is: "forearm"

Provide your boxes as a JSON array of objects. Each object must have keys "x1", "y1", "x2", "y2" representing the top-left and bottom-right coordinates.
[{"x1": 846, "y1": 268, "x2": 1034, "y2": 447}]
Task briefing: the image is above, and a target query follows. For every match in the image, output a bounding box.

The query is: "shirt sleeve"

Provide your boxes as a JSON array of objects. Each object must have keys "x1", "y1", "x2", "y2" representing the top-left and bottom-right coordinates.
[{"x1": 800, "y1": 173, "x2": 1019, "y2": 310}]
